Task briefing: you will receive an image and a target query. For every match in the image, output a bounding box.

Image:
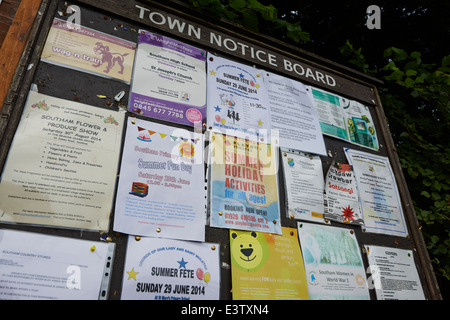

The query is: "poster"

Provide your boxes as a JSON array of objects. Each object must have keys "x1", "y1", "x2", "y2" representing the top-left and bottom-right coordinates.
[
  {"x1": 311, "y1": 87, "x2": 379, "y2": 150},
  {"x1": 0, "y1": 229, "x2": 114, "y2": 300},
  {"x1": 343, "y1": 99, "x2": 379, "y2": 150},
  {"x1": 310, "y1": 87, "x2": 348, "y2": 141},
  {"x1": 297, "y1": 222, "x2": 370, "y2": 300},
  {"x1": 207, "y1": 53, "x2": 270, "y2": 142},
  {"x1": 281, "y1": 149, "x2": 326, "y2": 223},
  {"x1": 0, "y1": 91, "x2": 124, "y2": 231},
  {"x1": 324, "y1": 162, "x2": 364, "y2": 225},
  {"x1": 265, "y1": 72, "x2": 326, "y2": 155},
  {"x1": 344, "y1": 148, "x2": 407, "y2": 237},
  {"x1": 113, "y1": 117, "x2": 205, "y2": 241},
  {"x1": 41, "y1": 18, "x2": 135, "y2": 83},
  {"x1": 129, "y1": 30, "x2": 206, "y2": 126},
  {"x1": 365, "y1": 245, "x2": 425, "y2": 300},
  {"x1": 209, "y1": 132, "x2": 281, "y2": 235},
  {"x1": 121, "y1": 236, "x2": 220, "y2": 300},
  {"x1": 230, "y1": 227, "x2": 309, "y2": 300}
]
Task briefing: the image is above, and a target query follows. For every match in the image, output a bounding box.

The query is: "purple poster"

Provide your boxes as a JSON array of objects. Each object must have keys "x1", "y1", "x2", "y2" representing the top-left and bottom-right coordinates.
[{"x1": 129, "y1": 30, "x2": 206, "y2": 127}]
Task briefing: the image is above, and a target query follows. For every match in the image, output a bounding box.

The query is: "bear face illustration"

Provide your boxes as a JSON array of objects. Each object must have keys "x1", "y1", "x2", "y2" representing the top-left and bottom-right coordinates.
[{"x1": 230, "y1": 230, "x2": 269, "y2": 272}]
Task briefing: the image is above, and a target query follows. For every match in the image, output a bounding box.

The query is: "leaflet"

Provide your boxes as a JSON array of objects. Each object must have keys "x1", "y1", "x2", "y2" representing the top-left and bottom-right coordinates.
[
  {"x1": 207, "y1": 53, "x2": 270, "y2": 142},
  {"x1": 121, "y1": 236, "x2": 220, "y2": 300},
  {"x1": 344, "y1": 148, "x2": 407, "y2": 237},
  {"x1": 129, "y1": 30, "x2": 206, "y2": 126},
  {"x1": 266, "y1": 72, "x2": 326, "y2": 155},
  {"x1": 324, "y1": 162, "x2": 363, "y2": 225},
  {"x1": 209, "y1": 132, "x2": 281, "y2": 234},
  {"x1": 0, "y1": 91, "x2": 124, "y2": 231},
  {"x1": 365, "y1": 245, "x2": 425, "y2": 300},
  {"x1": 297, "y1": 222, "x2": 370, "y2": 300},
  {"x1": 230, "y1": 227, "x2": 309, "y2": 300},
  {"x1": 41, "y1": 18, "x2": 135, "y2": 83},
  {"x1": 113, "y1": 118, "x2": 205, "y2": 241},
  {"x1": 0, "y1": 229, "x2": 113, "y2": 300},
  {"x1": 281, "y1": 149, "x2": 325, "y2": 223},
  {"x1": 311, "y1": 87, "x2": 379, "y2": 150}
]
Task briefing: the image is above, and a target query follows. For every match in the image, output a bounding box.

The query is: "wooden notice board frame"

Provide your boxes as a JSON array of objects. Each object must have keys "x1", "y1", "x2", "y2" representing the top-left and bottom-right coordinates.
[{"x1": 0, "y1": 0, "x2": 442, "y2": 300}]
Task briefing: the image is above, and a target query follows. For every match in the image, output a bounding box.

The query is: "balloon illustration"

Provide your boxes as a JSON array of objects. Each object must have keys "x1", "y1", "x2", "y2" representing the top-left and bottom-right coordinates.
[
  {"x1": 215, "y1": 115, "x2": 221, "y2": 122},
  {"x1": 196, "y1": 268, "x2": 204, "y2": 280},
  {"x1": 221, "y1": 118, "x2": 226, "y2": 125},
  {"x1": 204, "y1": 272, "x2": 211, "y2": 283}
]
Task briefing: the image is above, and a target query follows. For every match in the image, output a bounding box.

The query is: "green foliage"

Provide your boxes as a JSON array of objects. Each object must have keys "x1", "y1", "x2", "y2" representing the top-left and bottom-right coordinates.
[
  {"x1": 184, "y1": 0, "x2": 310, "y2": 42},
  {"x1": 341, "y1": 41, "x2": 450, "y2": 281}
]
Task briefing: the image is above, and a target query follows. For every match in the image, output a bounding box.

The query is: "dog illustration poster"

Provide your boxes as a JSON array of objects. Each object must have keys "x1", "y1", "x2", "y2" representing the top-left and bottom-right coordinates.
[
  {"x1": 229, "y1": 227, "x2": 309, "y2": 300},
  {"x1": 209, "y1": 132, "x2": 281, "y2": 235},
  {"x1": 121, "y1": 236, "x2": 220, "y2": 300},
  {"x1": 297, "y1": 222, "x2": 370, "y2": 300},
  {"x1": 113, "y1": 117, "x2": 206, "y2": 241},
  {"x1": 129, "y1": 30, "x2": 206, "y2": 127},
  {"x1": 207, "y1": 53, "x2": 271, "y2": 142},
  {"x1": 0, "y1": 91, "x2": 124, "y2": 231},
  {"x1": 41, "y1": 18, "x2": 135, "y2": 83}
]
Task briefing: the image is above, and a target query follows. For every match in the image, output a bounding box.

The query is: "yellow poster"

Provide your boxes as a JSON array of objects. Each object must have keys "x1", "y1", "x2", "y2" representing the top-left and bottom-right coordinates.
[
  {"x1": 41, "y1": 18, "x2": 135, "y2": 83},
  {"x1": 230, "y1": 227, "x2": 309, "y2": 300}
]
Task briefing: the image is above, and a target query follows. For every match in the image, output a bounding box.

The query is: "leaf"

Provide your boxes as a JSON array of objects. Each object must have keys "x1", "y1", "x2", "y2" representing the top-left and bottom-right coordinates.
[
  {"x1": 421, "y1": 191, "x2": 431, "y2": 198},
  {"x1": 229, "y1": 0, "x2": 246, "y2": 10}
]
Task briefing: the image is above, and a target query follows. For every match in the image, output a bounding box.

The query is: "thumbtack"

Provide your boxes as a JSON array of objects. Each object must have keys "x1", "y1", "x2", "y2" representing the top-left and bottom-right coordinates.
[
  {"x1": 156, "y1": 228, "x2": 161, "y2": 233},
  {"x1": 90, "y1": 246, "x2": 96, "y2": 252},
  {"x1": 211, "y1": 245, "x2": 216, "y2": 251},
  {"x1": 114, "y1": 90, "x2": 125, "y2": 102},
  {"x1": 135, "y1": 236, "x2": 141, "y2": 241},
  {"x1": 218, "y1": 211, "x2": 223, "y2": 216}
]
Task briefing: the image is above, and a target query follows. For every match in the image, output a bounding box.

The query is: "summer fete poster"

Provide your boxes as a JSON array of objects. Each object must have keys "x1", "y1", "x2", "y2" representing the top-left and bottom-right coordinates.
[
  {"x1": 113, "y1": 117, "x2": 205, "y2": 241},
  {"x1": 209, "y1": 132, "x2": 281, "y2": 235},
  {"x1": 0, "y1": 91, "x2": 124, "y2": 231},
  {"x1": 129, "y1": 30, "x2": 206, "y2": 126},
  {"x1": 265, "y1": 72, "x2": 326, "y2": 155},
  {"x1": 281, "y1": 149, "x2": 326, "y2": 223},
  {"x1": 297, "y1": 222, "x2": 370, "y2": 300},
  {"x1": 0, "y1": 229, "x2": 114, "y2": 300},
  {"x1": 344, "y1": 148, "x2": 407, "y2": 237},
  {"x1": 207, "y1": 53, "x2": 271, "y2": 142},
  {"x1": 364, "y1": 245, "x2": 425, "y2": 300},
  {"x1": 230, "y1": 227, "x2": 309, "y2": 300},
  {"x1": 121, "y1": 236, "x2": 220, "y2": 300},
  {"x1": 41, "y1": 18, "x2": 135, "y2": 83}
]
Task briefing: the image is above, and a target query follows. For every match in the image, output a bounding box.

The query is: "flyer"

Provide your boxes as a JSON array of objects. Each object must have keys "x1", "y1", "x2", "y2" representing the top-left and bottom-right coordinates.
[
  {"x1": 113, "y1": 117, "x2": 205, "y2": 241},
  {"x1": 281, "y1": 149, "x2": 326, "y2": 223},
  {"x1": 310, "y1": 87, "x2": 348, "y2": 141},
  {"x1": 121, "y1": 236, "x2": 220, "y2": 300},
  {"x1": 129, "y1": 30, "x2": 206, "y2": 126},
  {"x1": 230, "y1": 227, "x2": 309, "y2": 300},
  {"x1": 265, "y1": 72, "x2": 326, "y2": 155},
  {"x1": 0, "y1": 229, "x2": 114, "y2": 300},
  {"x1": 324, "y1": 162, "x2": 364, "y2": 225},
  {"x1": 0, "y1": 91, "x2": 124, "y2": 231},
  {"x1": 344, "y1": 148, "x2": 407, "y2": 237},
  {"x1": 343, "y1": 99, "x2": 379, "y2": 150},
  {"x1": 297, "y1": 222, "x2": 370, "y2": 300},
  {"x1": 364, "y1": 245, "x2": 425, "y2": 300},
  {"x1": 207, "y1": 53, "x2": 270, "y2": 142},
  {"x1": 310, "y1": 87, "x2": 379, "y2": 150},
  {"x1": 41, "y1": 18, "x2": 135, "y2": 83},
  {"x1": 209, "y1": 132, "x2": 281, "y2": 235}
]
